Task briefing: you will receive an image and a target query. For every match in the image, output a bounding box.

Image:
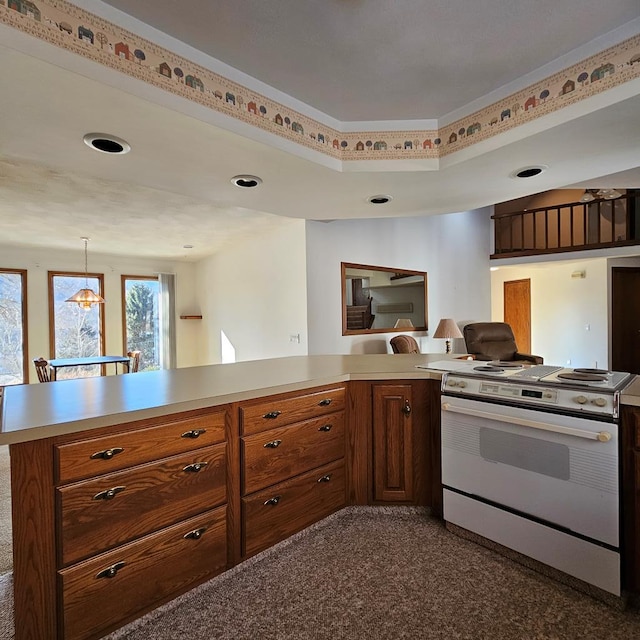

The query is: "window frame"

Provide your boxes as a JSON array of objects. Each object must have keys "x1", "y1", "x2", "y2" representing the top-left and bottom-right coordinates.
[
  {"x1": 48, "y1": 270, "x2": 106, "y2": 360},
  {"x1": 121, "y1": 274, "x2": 159, "y2": 366},
  {"x1": 0, "y1": 268, "x2": 29, "y2": 384}
]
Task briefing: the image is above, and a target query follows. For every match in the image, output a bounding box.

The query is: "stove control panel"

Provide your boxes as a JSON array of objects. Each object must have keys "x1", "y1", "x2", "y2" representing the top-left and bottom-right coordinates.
[
  {"x1": 442, "y1": 373, "x2": 618, "y2": 418},
  {"x1": 477, "y1": 381, "x2": 558, "y2": 404}
]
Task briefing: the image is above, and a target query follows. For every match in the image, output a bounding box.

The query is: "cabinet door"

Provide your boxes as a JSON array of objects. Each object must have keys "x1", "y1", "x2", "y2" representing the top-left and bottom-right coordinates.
[
  {"x1": 372, "y1": 384, "x2": 414, "y2": 502},
  {"x1": 621, "y1": 406, "x2": 640, "y2": 593}
]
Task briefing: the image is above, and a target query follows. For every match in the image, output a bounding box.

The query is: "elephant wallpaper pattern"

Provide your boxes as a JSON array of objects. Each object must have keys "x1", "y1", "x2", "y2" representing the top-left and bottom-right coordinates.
[{"x1": 1, "y1": 0, "x2": 640, "y2": 164}]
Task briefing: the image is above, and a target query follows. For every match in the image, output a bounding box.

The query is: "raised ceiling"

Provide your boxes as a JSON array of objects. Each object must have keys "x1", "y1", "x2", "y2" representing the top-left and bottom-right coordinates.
[
  {"x1": 100, "y1": 0, "x2": 640, "y2": 121},
  {"x1": 0, "y1": 1, "x2": 639, "y2": 261}
]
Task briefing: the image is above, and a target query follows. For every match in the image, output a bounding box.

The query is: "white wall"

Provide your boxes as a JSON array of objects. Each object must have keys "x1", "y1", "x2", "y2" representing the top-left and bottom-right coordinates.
[
  {"x1": 194, "y1": 219, "x2": 308, "y2": 364},
  {"x1": 0, "y1": 244, "x2": 200, "y2": 381},
  {"x1": 490, "y1": 250, "x2": 640, "y2": 368},
  {"x1": 305, "y1": 208, "x2": 493, "y2": 355},
  {"x1": 490, "y1": 259, "x2": 609, "y2": 368}
]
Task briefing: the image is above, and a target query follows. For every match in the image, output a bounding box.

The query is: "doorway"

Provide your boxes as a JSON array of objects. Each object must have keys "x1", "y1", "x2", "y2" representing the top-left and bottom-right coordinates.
[
  {"x1": 504, "y1": 279, "x2": 531, "y2": 353},
  {"x1": 611, "y1": 267, "x2": 640, "y2": 374}
]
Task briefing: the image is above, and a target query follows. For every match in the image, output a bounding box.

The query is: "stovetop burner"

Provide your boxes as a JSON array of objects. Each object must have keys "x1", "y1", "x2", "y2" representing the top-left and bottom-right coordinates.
[
  {"x1": 573, "y1": 368, "x2": 610, "y2": 375},
  {"x1": 557, "y1": 371, "x2": 607, "y2": 382},
  {"x1": 474, "y1": 365, "x2": 504, "y2": 372},
  {"x1": 488, "y1": 361, "x2": 524, "y2": 368}
]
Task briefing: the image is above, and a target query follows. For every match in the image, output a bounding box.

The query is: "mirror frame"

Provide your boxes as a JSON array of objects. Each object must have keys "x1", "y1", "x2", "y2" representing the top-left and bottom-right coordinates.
[{"x1": 341, "y1": 262, "x2": 428, "y2": 336}]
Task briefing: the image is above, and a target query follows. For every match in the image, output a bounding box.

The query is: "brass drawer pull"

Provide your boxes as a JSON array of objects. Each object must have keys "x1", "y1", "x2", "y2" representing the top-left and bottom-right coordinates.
[
  {"x1": 93, "y1": 486, "x2": 126, "y2": 501},
  {"x1": 90, "y1": 447, "x2": 124, "y2": 460},
  {"x1": 317, "y1": 474, "x2": 332, "y2": 483},
  {"x1": 318, "y1": 398, "x2": 332, "y2": 406},
  {"x1": 263, "y1": 410, "x2": 282, "y2": 420},
  {"x1": 263, "y1": 495, "x2": 281, "y2": 506},
  {"x1": 183, "y1": 462, "x2": 208, "y2": 473},
  {"x1": 96, "y1": 561, "x2": 126, "y2": 579},
  {"x1": 318, "y1": 424, "x2": 332, "y2": 432},
  {"x1": 181, "y1": 429, "x2": 207, "y2": 439},
  {"x1": 263, "y1": 439, "x2": 282, "y2": 449},
  {"x1": 183, "y1": 527, "x2": 208, "y2": 540}
]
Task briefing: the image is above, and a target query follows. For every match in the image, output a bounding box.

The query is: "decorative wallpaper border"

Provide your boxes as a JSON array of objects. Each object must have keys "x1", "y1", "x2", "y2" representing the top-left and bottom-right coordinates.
[{"x1": 1, "y1": 0, "x2": 640, "y2": 164}]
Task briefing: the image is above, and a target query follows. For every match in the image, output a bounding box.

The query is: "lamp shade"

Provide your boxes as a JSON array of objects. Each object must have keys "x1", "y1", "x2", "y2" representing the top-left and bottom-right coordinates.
[
  {"x1": 433, "y1": 318, "x2": 463, "y2": 339},
  {"x1": 394, "y1": 318, "x2": 415, "y2": 328},
  {"x1": 66, "y1": 288, "x2": 105, "y2": 310}
]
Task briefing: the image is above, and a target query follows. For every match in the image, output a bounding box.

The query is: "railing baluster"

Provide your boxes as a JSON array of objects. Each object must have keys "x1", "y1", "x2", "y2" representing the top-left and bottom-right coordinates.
[{"x1": 490, "y1": 192, "x2": 636, "y2": 258}]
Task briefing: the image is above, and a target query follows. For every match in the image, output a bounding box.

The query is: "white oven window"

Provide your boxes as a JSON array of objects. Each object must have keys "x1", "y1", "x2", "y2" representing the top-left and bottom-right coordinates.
[{"x1": 479, "y1": 427, "x2": 570, "y2": 480}]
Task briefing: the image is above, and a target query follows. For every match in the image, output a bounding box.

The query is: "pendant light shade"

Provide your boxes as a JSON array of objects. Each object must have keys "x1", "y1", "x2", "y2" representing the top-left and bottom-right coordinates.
[{"x1": 66, "y1": 237, "x2": 105, "y2": 309}]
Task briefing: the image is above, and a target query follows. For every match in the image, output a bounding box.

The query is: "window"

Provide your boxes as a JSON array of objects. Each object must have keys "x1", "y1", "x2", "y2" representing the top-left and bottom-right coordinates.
[
  {"x1": 0, "y1": 269, "x2": 28, "y2": 385},
  {"x1": 122, "y1": 276, "x2": 160, "y2": 371},
  {"x1": 49, "y1": 272, "x2": 105, "y2": 379}
]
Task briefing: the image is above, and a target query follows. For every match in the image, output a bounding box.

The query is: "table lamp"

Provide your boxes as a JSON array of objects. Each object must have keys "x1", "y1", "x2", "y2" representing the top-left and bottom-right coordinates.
[{"x1": 433, "y1": 318, "x2": 463, "y2": 353}]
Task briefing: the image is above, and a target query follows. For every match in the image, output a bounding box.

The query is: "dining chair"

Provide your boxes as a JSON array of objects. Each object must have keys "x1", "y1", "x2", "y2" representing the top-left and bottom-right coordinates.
[
  {"x1": 33, "y1": 357, "x2": 52, "y2": 382},
  {"x1": 390, "y1": 335, "x2": 421, "y2": 354},
  {"x1": 127, "y1": 351, "x2": 141, "y2": 373}
]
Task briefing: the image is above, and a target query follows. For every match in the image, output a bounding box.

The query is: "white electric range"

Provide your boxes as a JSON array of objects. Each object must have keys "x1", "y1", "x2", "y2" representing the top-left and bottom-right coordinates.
[{"x1": 421, "y1": 359, "x2": 635, "y2": 596}]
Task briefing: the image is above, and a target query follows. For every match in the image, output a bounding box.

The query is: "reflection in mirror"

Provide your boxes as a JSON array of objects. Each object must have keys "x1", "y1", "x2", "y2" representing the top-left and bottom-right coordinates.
[{"x1": 341, "y1": 262, "x2": 428, "y2": 335}]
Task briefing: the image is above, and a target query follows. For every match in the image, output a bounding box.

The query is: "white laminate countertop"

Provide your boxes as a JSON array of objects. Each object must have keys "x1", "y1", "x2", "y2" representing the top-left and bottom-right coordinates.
[
  {"x1": 2, "y1": 354, "x2": 638, "y2": 445},
  {"x1": 621, "y1": 375, "x2": 640, "y2": 408},
  {"x1": 0, "y1": 354, "x2": 449, "y2": 445}
]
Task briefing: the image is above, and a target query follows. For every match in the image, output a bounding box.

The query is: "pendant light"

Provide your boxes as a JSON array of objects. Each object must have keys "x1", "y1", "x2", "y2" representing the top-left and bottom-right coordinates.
[{"x1": 66, "y1": 237, "x2": 105, "y2": 309}]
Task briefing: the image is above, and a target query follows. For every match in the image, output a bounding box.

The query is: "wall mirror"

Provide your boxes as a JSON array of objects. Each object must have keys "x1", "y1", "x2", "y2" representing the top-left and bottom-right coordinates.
[{"x1": 341, "y1": 262, "x2": 428, "y2": 335}]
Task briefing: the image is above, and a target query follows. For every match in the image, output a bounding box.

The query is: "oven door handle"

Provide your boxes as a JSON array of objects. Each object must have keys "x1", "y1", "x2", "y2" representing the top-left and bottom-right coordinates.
[{"x1": 441, "y1": 402, "x2": 612, "y2": 442}]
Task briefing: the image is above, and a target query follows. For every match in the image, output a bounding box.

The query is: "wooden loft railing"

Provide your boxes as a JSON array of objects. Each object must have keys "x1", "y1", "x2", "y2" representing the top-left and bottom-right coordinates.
[{"x1": 492, "y1": 191, "x2": 640, "y2": 259}]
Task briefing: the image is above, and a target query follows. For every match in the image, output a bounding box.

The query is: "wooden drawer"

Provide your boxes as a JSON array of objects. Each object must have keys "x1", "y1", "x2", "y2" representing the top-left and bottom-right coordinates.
[
  {"x1": 242, "y1": 459, "x2": 345, "y2": 557},
  {"x1": 57, "y1": 444, "x2": 226, "y2": 566},
  {"x1": 240, "y1": 386, "x2": 345, "y2": 435},
  {"x1": 242, "y1": 412, "x2": 345, "y2": 494},
  {"x1": 59, "y1": 506, "x2": 227, "y2": 640},
  {"x1": 56, "y1": 410, "x2": 226, "y2": 484}
]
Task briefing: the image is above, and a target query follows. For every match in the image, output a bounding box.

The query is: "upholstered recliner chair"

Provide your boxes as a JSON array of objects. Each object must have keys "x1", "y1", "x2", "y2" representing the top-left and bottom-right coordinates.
[
  {"x1": 463, "y1": 322, "x2": 543, "y2": 364},
  {"x1": 390, "y1": 335, "x2": 421, "y2": 354}
]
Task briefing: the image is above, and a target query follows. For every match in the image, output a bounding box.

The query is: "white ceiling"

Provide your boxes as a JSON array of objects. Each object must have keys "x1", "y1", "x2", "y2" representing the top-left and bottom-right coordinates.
[
  {"x1": 0, "y1": 1, "x2": 639, "y2": 261},
  {"x1": 100, "y1": 0, "x2": 640, "y2": 121}
]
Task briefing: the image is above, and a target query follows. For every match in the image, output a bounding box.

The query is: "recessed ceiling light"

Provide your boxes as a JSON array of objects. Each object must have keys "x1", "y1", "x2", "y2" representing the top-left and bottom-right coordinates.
[
  {"x1": 368, "y1": 195, "x2": 393, "y2": 204},
  {"x1": 231, "y1": 175, "x2": 262, "y2": 188},
  {"x1": 83, "y1": 133, "x2": 131, "y2": 155},
  {"x1": 510, "y1": 165, "x2": 547, "y2": 179},
  {"x1": 183, "y1": 244, "x2": 194, "y2": 249}
]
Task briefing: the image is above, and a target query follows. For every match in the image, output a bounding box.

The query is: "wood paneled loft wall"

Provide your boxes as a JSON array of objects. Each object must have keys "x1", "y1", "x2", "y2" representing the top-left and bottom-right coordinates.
[{"x1": 492, "y1": 189, "x2": 640, "y2": 258}]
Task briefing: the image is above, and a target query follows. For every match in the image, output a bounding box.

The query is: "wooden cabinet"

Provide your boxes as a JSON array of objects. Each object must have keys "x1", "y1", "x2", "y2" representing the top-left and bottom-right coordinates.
[
  {"x1": 372, "y1": 384, "x2": 415, "y2": 502},
  {"x1": 239, "y1": 385, "x2": 346, "y2": 557},
  {"x1": 621, "y1": 405, "x2": 640, "y2": 593},
  {"x1": 347, "y1": 379, "x2": 437, "y2": 507},
  {"x1": 11, "y1": 407, "x2": 230, "y2": 640},
  {"x1": 9, "y1": 375, "x2": 441, "y2": 640},
  {"x1": 59, "y1": 506, "x2": 227, "y2": 640}
]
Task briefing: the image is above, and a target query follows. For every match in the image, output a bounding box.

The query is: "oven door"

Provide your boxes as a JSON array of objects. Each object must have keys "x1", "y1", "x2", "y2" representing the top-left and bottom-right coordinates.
[{"x1": 441, "y1": 394, "x2": 619, "y2": 547}]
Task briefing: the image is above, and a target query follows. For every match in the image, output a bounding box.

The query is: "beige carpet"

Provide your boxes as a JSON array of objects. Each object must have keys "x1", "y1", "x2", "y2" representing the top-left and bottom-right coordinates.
[
  {"x1": 1, "y1": 507, "x2": 640, "y2": 639},
  {"x1": 93, "y1": 507, "x2": 640, "y2": 640},
  {"x1": 0, "y1": 447, "x2": 11, "y2": 577}
]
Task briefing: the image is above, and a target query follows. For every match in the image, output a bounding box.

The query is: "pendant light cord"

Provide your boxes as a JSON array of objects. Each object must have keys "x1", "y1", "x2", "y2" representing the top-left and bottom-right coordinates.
[{"x1": 83, "y1": 237, "x2": 89, "y2": 287}]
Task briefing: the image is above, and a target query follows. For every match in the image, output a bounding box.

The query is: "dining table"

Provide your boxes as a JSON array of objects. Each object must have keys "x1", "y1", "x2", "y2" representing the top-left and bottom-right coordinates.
[{"x1": 48, "y1": 355, "x2": 131, "y2": 380}]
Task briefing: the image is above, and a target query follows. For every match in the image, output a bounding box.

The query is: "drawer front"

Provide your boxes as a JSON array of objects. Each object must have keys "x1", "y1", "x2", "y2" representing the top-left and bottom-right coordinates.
[
  {"x1": 58, "y1": 444, "x2": 226, "y2": 566},
  {"x1": 56, "y1": 410, "x2": 226, "y2": 484},
  {"x1": 242, "y1": 413, "x2": 345, "y2": 494},
  {"x1": 242, "y1": 459, "x2": 345, "y2": 557},
  {"x1": 240, "y1": 386, "x2": 345, "y2": 435},
  {"x1": 59, "y1": 506, "x2": 227, "y2": 640}
]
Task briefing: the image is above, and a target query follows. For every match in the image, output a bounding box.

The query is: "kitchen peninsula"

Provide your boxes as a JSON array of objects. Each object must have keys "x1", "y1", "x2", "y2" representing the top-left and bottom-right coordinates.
[
  {"x1": 0, "y1": 354, "x2": 446, "y2": 640},
  {"x1": 2, "y1": 354, "x2": 640, "y2": 640}
]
